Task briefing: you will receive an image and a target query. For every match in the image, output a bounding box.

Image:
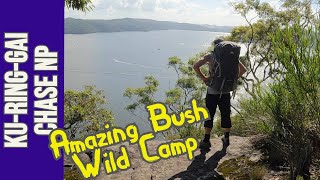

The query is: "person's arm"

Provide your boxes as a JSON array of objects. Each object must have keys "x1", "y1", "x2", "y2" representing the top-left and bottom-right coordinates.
[
  {"x1": 193, "y1": 54, "x2": 211, "y2": 83},
  {"x1": 238, "y1": 62, "x2": 247, "y2": 77}
]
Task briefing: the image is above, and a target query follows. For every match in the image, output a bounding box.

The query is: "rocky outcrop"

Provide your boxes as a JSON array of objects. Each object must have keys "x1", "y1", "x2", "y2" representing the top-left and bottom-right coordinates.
[{"x1": 65, "y1": 136, "x2": 276, "y2": 179}]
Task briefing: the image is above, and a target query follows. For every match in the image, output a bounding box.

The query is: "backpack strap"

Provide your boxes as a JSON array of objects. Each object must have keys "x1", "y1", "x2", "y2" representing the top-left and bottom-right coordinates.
[
  {"x1": 210, "y1": 51, "x2": 221, "y2": 77},
  {"x1": 219, "y1": 77, "x2": 226, "y2": 99}
]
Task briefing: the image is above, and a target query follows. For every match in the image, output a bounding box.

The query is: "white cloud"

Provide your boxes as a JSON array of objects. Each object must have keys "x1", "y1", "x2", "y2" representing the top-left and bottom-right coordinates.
[
  {"x1": 105, "y1": 5, "x2": 116, "y2": 15},
  {"x1": 156, "y1": 0, "x2": 189, "y2": 10},
  {"x1": 65, "y1": 0, "x2": 247, "y2": 26},
  {"x1": 106, "y1": 0, "x2": 192, "y2": 12},
  {"x1": 91, "y1": 0, "x2": 103, "y2": 6},
  {"x1": 140, "y1": 0, "x2": 157, "y2": 11}
]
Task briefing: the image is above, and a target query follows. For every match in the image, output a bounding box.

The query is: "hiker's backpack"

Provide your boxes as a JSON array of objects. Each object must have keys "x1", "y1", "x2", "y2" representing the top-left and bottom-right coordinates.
[{"x1": 208, "y1": 41, "x2": 241, "y2": 93}]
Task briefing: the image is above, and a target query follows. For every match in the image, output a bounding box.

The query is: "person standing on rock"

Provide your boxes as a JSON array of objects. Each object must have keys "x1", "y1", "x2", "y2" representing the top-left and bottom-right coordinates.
[{"x1": 193, "y1": 38, "x2": 247, "y2": 149}]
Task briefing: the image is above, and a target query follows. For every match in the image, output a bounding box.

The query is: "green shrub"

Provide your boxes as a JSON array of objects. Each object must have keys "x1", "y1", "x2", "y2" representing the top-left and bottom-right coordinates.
[
  {"x1": 252, "y1": 19, "x2": 320, "y2": 179},
  {"x1": 227, "y1": 16, "x2": 320, "y2": 180},
  {"x1": 165, "y1": 124, "x2": 204, "y2": 140},
  {"x1": 64, "y1": 85, "x2": 114, "y2": 139}
]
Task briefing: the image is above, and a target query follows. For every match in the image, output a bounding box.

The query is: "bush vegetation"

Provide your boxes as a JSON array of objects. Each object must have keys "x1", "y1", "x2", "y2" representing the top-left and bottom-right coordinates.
[{"x1": 64, "y1": 85, "x2": 114, "y2": 139}]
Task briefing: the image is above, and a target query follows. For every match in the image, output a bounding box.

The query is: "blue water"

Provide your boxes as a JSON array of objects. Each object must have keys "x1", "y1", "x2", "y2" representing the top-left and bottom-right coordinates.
[{"x1": 65, "y1": 30, "x2": 229, "y2": 133}]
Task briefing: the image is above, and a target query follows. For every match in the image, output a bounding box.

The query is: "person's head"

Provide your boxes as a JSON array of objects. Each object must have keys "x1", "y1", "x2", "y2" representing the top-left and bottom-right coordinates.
[{"x1": 213, "y1": 38, "x2": 224, "y2": 47}]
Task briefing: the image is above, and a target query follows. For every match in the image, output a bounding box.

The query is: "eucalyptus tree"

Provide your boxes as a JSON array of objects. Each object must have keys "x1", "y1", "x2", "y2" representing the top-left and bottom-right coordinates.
[
  {"x1": 226, "y1": 0, "x2": 318, "y2": 97},
  {"x1": 65, "y1": 0, "x2": 94, "y2": 12}
]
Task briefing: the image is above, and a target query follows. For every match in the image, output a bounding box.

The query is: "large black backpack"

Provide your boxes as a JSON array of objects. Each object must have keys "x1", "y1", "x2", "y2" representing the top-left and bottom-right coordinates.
[{"x1": 208, "y1": 41, "x2": 241, "y2": 93}]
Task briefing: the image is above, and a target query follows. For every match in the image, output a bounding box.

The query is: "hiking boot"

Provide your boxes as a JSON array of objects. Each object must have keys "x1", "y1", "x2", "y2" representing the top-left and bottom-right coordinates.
[
  {"x1": 221, "y1": 137, "x2": 230, "y2": 146},
  {"x1": 199, "y1": 140, "x2": 211, "y2": 150}
]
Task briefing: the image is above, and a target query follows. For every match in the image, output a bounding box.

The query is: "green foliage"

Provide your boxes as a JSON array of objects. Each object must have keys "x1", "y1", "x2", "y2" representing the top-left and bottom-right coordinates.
[
  {"x1": 124, "y1": 51, "x2": 210, "y2": 139},
  {"x1": 237, "y1": 94, "x2": 273, "y2": 133},
  {"x1": 124, "y1": 76, "x2": 158, "y2": 112},
  {"x1": 165, "y1": 124, "x2": 204, "y2": 140},
  {"x1": 228, "y1": 1, "x2": 320, "y2": 177},
  {"x1": 165, "y1": 54, "x2": 209, "y2": 111},
  {"x1": 213, "y1": 112, "x2": 271, "y2": 137},
  {"x1": 64, "y1": 85, "x2": 114, "y2": 139},
  {"x1": 65, "y1": 0, "x2": 94, "y2": 12},
  {"x1": 265, "y1": 20, "x2": 319, "y2": 179},
  {"x1": 213, "y1": 88, "x2": 275, "y2": 137},
  {"x1": 237, "y1": 16, "x2": 320, "y2": 179},
  {"x1": 165, "y1": 88, "x2": 183, "y2": 108},
  {"x1": 226, "y1": 0, "x2": 317, "y2": 98},
  {"x1": 168, "y1": 56, "x2": 183, "y2": 67}
]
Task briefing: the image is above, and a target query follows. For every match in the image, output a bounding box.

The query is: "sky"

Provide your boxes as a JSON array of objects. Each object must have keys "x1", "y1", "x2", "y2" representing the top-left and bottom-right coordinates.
[
  {"x1": 65, "y1": 0, "x2": 319, "y2": 26},
  {"x1": 65, "y1": 0, "x2": 248, "y2": 26}
]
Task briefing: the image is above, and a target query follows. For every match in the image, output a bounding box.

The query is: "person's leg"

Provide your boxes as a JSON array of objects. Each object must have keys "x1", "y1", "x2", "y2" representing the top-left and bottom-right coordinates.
[
  {"x1": 203, "y1": 128, "x2": 211, "y2": 143},
  {"x1": 202, "y1": 94, "x2": 218, "y2": 143},
  {"x1": 218, "y1": 93, "x2": 232, "y2": 144}
]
